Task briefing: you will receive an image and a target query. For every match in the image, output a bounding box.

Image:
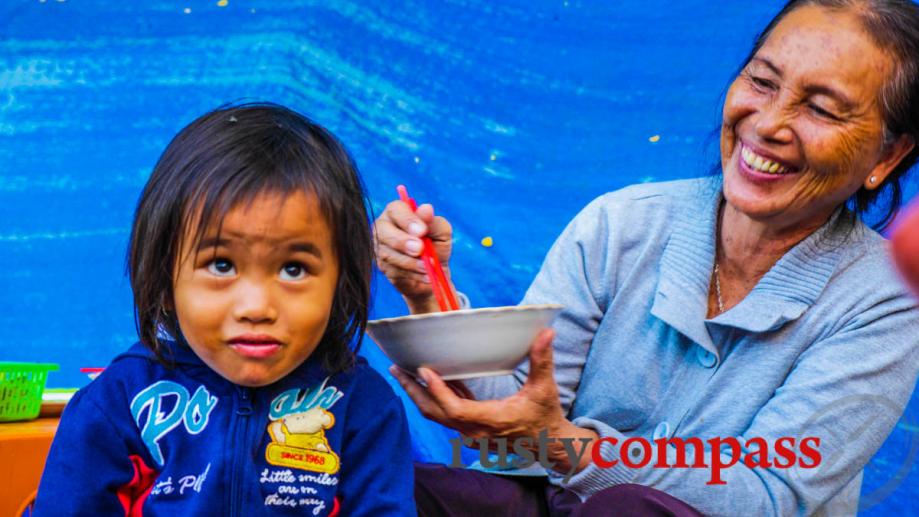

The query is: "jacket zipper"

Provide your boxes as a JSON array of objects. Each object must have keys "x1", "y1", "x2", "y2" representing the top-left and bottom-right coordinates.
[{"x1": 229, "y1": 387, "x2": 253, "y2": 517}]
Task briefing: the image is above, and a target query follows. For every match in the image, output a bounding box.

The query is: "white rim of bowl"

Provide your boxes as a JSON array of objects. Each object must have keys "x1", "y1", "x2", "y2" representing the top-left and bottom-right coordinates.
[{"x1": 366, "y1": 303, "x2": 564, "y2": 325}]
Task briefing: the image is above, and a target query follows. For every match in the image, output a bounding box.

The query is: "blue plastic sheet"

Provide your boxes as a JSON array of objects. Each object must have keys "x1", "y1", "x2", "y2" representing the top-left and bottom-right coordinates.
[{"x1": 1, "y1": 1, "x2": 917, "y2": 514}]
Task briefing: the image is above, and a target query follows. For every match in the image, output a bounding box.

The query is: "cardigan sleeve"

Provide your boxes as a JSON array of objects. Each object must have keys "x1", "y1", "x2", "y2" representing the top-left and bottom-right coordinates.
[
  {"x1": 556, "y1": 289, "x2": 919, "y2": 517},
  {"x1": 464, "y1": 194, "x2": 616, "y2": 409}
]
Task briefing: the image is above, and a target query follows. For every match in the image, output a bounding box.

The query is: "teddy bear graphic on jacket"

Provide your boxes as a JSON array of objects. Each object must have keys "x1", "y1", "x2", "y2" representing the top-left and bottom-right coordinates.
[{"x1": 266, "y1": 407, "x2": 340, "y2": 473}]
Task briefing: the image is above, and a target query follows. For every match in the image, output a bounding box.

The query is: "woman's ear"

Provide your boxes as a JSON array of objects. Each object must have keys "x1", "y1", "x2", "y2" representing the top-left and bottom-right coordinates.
[{"x1": 864, "y1": 135, "x2": 915, "y2": 190}]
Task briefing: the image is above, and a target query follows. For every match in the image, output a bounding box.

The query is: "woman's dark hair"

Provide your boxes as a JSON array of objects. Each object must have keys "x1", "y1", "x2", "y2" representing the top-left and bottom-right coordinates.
[
  {"x1": 729, "y1": 0, "x2": 919, "y2": 231},
  {"x1": 127, "y1": 102, "x2": 374, "y2": 373}
]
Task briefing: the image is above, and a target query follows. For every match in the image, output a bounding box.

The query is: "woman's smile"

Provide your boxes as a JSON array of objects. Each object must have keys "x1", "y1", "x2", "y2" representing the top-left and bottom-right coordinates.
[
  {"x1": 736, "y1": 140, "x2": 802, "y2": 187},
  {"x1": 739, "y1": 142, "x2": 796, "y2": 176}
]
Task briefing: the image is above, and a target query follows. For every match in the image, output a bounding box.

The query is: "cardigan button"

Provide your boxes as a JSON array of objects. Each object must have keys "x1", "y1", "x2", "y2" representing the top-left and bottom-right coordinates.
[
  {"x1": 696, "y1": 347, "x2": 717, "y2": 368},
  {"x1": 652, "y1": 421, "x2": 671, "y2": 441}
]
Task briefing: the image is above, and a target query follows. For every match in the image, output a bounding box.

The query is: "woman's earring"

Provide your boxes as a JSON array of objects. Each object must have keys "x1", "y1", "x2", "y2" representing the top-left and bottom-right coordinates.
[{"x1": 869, "y1": 176, "x2": 877, "y2": 184}]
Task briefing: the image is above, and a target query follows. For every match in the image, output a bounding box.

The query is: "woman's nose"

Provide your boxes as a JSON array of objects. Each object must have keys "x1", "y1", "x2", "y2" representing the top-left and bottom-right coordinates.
[
  {"x1": 232, "y1": 279, "x2": 278, "y2": 323},
  {"x1": 754, "y1": 97, "x2": 795, "y2": 144}
]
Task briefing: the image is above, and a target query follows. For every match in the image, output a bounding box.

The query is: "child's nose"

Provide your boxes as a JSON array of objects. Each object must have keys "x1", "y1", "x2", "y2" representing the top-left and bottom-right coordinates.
[{"x1": 232, "y1": 280, "x2": 278, "y2": 323}]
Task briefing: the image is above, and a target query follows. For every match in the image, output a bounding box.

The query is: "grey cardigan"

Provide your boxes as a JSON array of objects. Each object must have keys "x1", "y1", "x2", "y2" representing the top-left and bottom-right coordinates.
[{"x1": 466, "y1": 177, "x2": 919, "y2": 516}]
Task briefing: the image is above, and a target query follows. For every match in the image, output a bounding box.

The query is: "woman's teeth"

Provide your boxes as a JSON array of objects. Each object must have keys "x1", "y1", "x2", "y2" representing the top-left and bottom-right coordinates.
[{"x1": 741, "y1": 146, "x2": 790, "y2": 174}]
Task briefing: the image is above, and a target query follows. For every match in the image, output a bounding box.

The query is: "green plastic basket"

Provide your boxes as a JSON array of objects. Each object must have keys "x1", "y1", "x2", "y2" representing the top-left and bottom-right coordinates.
[{"x1": 0, "y1": 362, "x2": 59, "y2": 422}]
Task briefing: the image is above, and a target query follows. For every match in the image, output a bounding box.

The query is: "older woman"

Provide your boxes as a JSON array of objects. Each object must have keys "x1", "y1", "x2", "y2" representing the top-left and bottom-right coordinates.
[{"x1": 373, "y1": 0, "x2": 919, "y2": 515}]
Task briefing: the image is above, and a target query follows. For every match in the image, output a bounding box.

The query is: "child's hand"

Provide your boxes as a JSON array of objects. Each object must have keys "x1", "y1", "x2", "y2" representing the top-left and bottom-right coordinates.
[{"x1": 373, "y1": 200, "x2": 454, "y2": 314}]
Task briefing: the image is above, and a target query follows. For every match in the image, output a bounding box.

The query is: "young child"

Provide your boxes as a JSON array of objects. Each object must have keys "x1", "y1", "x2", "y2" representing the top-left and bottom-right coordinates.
[{"x1": 34, "y1": 103, "x2": 415, "y2": 516}]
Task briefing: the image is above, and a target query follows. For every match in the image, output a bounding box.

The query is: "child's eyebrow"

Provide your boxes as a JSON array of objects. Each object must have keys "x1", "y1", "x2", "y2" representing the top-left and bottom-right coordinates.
[
  {"x1": 196, "y1": 236, "x2": 230, "y2": 251},
  {"x1": 287, "y1": 242, "x2": 323, "y2": 258},
  {"x1": 196, "y1": 236, "x2": 324, "y2": 258}
]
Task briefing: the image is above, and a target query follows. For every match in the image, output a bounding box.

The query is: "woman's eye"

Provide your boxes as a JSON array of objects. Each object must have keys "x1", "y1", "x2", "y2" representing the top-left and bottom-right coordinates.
[
  {"x1": 280, "y1": 262, "x2": 308, "y2": 281},
  {"x1": 206, "y1": 259, "x2": 235, "y2": 276},
  {"x1": 809, "y1": 103, "x2": 839, "y2": 120},
  {"x1": 750, "y1": 75, "x2": 776, "y2": 90}
]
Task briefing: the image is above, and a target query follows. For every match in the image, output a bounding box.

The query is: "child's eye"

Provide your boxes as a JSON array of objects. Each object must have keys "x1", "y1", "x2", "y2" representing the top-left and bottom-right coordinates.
[
  {"x1": 206, "y1": 259, "x2": 236, "y2": 277},
  {"x1": 281, "y1": 262, "x2": 306, "y2": 280},
  {"x1": 280, "y1": 262, "x2": 308, "y2": 281}
]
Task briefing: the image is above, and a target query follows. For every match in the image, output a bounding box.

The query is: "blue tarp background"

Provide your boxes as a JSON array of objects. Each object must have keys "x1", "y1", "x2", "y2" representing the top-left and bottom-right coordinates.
[{"x1": 1, "y1": 0, "x2": 917, "y2": 513}]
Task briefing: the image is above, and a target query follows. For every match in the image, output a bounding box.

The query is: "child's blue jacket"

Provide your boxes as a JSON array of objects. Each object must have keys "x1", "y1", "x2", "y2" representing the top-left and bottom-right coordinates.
[{"x1": 34, "y1": 340, "x2": 416, "y2": 516}]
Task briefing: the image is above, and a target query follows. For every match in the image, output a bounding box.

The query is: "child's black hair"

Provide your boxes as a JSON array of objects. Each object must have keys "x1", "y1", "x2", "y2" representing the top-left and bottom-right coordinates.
[{"x1": 126, "y1": 102, "x2": 373, "y2": 373}]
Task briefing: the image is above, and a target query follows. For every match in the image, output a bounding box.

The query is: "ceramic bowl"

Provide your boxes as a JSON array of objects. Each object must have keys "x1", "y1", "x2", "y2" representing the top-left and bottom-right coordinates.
[{"x1": 366, "y1": 304, "x2": 563, "y2": 380}]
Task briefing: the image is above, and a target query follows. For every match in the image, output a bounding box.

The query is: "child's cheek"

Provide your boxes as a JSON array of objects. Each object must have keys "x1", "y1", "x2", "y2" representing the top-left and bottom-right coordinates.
[{"x1": 174, "y1": 279, "x2": 229, "y2": 347}]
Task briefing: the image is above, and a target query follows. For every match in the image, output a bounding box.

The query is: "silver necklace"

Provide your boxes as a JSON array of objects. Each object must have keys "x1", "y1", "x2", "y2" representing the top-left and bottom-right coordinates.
[{"x1": 713, "y1": 263, "x2": 724, "y2": 314}]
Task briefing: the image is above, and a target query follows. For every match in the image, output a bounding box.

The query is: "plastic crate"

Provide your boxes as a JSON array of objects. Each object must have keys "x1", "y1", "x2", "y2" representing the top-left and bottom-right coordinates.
[{"x1": 0, "y1": 362, "x2": 59, "y2": 422}]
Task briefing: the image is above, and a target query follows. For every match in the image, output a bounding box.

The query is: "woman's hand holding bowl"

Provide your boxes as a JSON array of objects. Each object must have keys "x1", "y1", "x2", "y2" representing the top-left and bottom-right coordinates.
[{"x1": 389, "y1": 328, "x2": 598, "y2": 475}]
